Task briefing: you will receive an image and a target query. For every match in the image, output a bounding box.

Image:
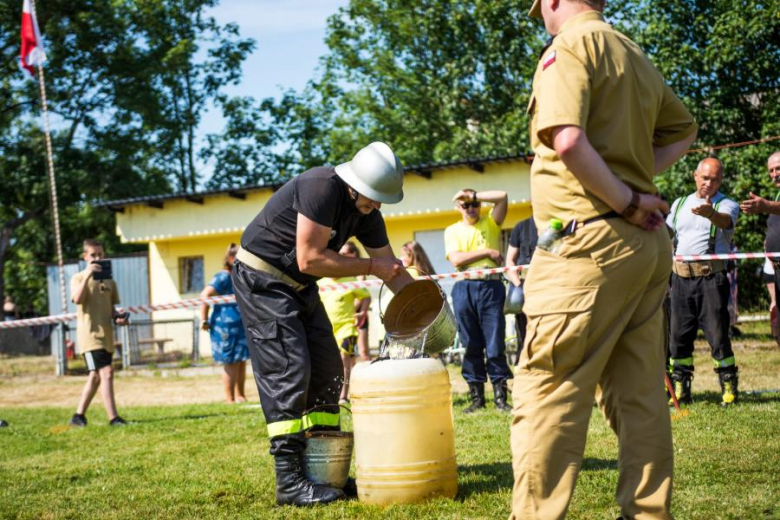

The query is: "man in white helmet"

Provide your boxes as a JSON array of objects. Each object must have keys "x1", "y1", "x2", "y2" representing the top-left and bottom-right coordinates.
[{"x1": 232, "y1": 142, "x2": 414, "y2": 506}]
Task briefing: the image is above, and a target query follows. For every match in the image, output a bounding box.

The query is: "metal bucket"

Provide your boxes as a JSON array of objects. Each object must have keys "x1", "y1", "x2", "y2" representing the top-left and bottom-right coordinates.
[
  {"x1": 381, "y1": 279, "x2": 457, "y2": 355},
  {"x1": 303, "y1": 430, "x2": 354, "y2": 489}
]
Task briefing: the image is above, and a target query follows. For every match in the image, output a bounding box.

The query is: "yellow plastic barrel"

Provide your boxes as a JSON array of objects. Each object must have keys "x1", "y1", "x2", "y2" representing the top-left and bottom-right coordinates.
[{"x1": 350, "y1": 358, "x2": 457, "y2": 505}]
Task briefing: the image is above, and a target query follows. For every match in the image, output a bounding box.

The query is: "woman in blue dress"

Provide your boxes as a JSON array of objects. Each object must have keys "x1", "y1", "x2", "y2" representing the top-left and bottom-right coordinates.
[{"x1": 200, "y1": 243, "x2": 249, "y2": 403}]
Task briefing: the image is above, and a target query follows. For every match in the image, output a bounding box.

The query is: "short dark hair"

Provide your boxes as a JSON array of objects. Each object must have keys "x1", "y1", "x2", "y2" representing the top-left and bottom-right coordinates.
[{"x1": 82, "y1": 239, "x2": 103, "y2": 252}]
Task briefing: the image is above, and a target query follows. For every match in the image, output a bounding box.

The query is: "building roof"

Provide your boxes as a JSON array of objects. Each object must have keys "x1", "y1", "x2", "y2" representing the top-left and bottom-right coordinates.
[{"x1": 95, "y1": 153, "x2": 532, "y2": 211}]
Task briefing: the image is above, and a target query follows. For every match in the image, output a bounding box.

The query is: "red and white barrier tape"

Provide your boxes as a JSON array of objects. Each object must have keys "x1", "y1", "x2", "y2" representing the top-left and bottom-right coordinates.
[
  {"x1": 3, "y1": 251, "x2": 779, "y2": 330},
  {"x1": 317, "y1": 264, "x2": 528, "y2": 292},
  {"x1": 0, "y1": 266, "x2": 528, "y2": 330},
  {"x1": 673, "y1": 252, "x2": 780, "y2": 262}
]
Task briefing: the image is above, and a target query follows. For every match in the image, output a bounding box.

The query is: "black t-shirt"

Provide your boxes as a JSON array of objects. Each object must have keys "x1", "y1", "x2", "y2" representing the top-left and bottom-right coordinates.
[
  {"x1": 509, "y1": 217, "x2": 538, "y2": 266},
  {"x1": 766, "y1": 214, "x2": 780, "y2": 253},
  {"x1": 241, "y1": 166, "x2": 389, "y2": 284}
]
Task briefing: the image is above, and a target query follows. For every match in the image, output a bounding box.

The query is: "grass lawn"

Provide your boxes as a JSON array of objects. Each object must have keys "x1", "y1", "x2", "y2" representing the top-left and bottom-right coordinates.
[{"x1": 1, "y1": 326, "x2": 779, "y2": 518}]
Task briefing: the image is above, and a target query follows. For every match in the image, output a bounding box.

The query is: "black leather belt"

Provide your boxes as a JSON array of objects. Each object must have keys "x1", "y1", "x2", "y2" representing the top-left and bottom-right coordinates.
[{"x1": 563, "y1": 211, "x2": 621, "y2": 236}]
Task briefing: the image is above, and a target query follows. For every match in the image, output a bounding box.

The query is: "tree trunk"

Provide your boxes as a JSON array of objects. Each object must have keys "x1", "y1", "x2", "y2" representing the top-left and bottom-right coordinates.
[{"x1": 184, "y1": 69, "x2": 198, "y2": 192}]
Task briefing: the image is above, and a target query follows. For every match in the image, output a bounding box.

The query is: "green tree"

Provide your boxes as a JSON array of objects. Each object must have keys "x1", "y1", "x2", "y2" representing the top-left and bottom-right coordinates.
[
  {"x1": 120, "y1": 0, "x2": 255, "y2": 192},
  {"x1": 0, "y1": 0, "x2": 253, "y2": 316},
  {"x1": 310, "y1": 0, "x2": 545, "y2": 166},
  {"x1": 608, "y1": 0, "x2": 780, "y2": 309}
]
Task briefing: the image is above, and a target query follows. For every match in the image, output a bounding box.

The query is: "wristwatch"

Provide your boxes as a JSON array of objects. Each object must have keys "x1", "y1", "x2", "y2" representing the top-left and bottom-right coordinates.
[{"x1": 621, "y1": 191, "x2": 640, "y2": 219}]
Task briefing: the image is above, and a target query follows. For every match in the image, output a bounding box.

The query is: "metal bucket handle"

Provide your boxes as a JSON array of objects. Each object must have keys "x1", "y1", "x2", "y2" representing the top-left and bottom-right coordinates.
[{"x1": 377, "y1": 274, "x2": 447, "y2": 324}]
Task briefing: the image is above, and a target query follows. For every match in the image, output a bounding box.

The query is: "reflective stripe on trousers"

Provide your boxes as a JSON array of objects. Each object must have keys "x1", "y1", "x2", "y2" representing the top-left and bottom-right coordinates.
[{"x1": 267, "y1": 411, "x2": 341, "y2": 438}]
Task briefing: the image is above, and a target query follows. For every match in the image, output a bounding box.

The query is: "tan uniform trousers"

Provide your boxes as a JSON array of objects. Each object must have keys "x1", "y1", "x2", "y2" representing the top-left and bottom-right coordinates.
[{"x1": 510, "y1": 218, "x2": 673, "y2": 520}]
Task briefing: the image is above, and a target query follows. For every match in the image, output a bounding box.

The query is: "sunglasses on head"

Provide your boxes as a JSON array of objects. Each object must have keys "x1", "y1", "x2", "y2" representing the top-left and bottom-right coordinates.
[{"x1": 460, "y1": 202, "x2": 480, "y2": 209}]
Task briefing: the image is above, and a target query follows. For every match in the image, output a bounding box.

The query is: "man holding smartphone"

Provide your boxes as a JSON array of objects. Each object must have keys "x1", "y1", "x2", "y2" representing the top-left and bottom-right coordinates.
[{"x1": 68, "y1": 239, "x2": 129, "y2": 427}]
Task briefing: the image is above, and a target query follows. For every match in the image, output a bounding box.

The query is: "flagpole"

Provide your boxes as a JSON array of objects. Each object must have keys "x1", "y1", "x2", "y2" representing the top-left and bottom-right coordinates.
[{"x1": 31, "y1": 0, "x2": 68, "y2": 376}]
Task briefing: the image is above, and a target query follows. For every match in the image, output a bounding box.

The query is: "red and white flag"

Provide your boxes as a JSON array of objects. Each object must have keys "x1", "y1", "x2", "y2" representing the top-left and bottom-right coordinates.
[
  {"x1": 20, "y1": 0, "x2": 47, "y2": 76},
  {"x1": 542, "y1": 50, "x2": 556, "y2": 71}
]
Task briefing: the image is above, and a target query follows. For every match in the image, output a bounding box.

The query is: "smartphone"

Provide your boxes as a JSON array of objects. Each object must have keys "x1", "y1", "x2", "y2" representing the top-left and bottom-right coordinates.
[{"x1": 92, "y1": 259, "x2": 113, "y2": 280}]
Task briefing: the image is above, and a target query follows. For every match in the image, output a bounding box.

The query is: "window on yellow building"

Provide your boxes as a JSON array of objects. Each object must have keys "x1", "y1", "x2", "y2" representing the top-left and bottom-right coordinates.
[{"x1": 179, "y1": 256, "x2": 204, "y2": 294}]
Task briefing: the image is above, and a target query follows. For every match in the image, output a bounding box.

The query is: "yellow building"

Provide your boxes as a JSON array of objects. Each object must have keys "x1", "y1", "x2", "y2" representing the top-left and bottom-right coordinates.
[{"x1": 101, "y1": 155, "x2": 532, "y2": 355}]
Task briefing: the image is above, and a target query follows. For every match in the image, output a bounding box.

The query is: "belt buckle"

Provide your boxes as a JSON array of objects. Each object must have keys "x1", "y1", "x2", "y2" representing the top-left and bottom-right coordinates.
[{"x1": 700, "y1": 263, "x2": 711, "y2": 276}]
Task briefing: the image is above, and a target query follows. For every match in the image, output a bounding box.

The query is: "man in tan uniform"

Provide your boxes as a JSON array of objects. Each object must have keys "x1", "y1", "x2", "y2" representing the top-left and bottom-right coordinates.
[{"x1": 511, "y1": 1, "x2": 698, "y2": 518}]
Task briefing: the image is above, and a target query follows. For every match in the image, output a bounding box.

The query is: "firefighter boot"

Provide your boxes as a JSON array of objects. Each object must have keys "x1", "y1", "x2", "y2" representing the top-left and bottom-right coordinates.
[
  {"x1": 463, "y1": 383, "x2": 486, "y2": 414},
  {"x1": 274, "y1": 454, "x2": 345, "y2": 506},
  {"x1": 669, "y1": 372, "x2": 693, "y2": 405},
  {"x1": 718, "y1": 368, "x2": 739, "y2": 407},
  {"x1": 493, "y1": 380, "x2": 512, "y2": 413}
]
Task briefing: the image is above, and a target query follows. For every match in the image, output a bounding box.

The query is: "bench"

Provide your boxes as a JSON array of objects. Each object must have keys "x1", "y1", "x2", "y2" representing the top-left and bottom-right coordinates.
[{"x1": 138, "y1": 337, "x2": 174, "y2": 354}]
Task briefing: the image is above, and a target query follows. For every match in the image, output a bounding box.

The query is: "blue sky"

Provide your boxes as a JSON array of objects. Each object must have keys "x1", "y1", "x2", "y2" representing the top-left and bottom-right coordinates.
[{"x1": 200, "y1": 0, "x2": 350, "y2": 139}]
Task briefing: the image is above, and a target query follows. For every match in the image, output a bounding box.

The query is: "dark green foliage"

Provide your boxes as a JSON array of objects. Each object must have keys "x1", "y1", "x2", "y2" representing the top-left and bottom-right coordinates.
[
  {"x1": 0, "y1": 0, "x2": 253, "y2": 314},
  {"x1": 607, "y1": 0, "x2": 780, "y2": 310}
]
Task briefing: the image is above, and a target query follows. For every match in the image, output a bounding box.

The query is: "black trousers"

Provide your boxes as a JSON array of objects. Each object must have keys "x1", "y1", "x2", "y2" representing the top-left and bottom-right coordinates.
[
  {"x1": 232, "y1": 260, "x2": 343, "y2": 456},
  {"x1": 773, "y1": 262, "x2": 780, "y2": 344},
  {"x1": 669, "y1": 272, "x2": 736, "y2": 374}
]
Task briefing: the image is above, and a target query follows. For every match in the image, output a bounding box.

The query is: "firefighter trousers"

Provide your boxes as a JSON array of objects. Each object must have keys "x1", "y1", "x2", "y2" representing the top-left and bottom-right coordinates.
[
  {"x1": 669, "y1": 272, "x2": 737, "y2": 375},
  {"x1": 232, "y1": 259, "x2": 343, "y2": 456}
]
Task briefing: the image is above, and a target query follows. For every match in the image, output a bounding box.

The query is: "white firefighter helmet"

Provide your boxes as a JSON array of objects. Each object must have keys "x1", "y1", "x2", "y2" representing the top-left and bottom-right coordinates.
[{"x1": 335, "y1": 142, "x2": 404, "y2": 204}]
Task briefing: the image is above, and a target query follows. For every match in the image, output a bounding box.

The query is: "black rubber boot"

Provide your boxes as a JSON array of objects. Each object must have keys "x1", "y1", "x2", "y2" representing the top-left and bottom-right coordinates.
[
  {"x1": 463, "y1": 383, "x2": 486, "y2": 414},
  {"x1": 274, "y1": 454, "x2": 345, "y2": 506},
  {"x1": 493, "y1": 380, "x2": 512, "y2": 413},
  {"x1": 669, "y1": 371, "x2": 693, "y2": 405},
  {"x1": 717, "y1": 368, "x2": 739, "y2": 407},
  {"x1": 342, "y1": 477, "x2": 357, "y2": 497}
]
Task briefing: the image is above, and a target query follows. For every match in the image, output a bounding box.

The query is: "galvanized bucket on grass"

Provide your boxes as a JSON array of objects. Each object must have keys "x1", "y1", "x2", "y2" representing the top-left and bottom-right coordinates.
[
  {"x1": 380, "y1": 279, "x2": 457, "y2": 356},
  {"x1": 303, "y1": 430, "x2": 354, "y2": 489},
  {"x1": 302, "y1": 404, "x2": 354, "y2": 489}
]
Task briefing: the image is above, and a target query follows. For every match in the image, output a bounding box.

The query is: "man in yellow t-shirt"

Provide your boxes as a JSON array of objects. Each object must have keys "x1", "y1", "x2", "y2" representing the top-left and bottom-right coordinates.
[
  {"x1": 444, "y1": 188, "x2": 513, "y2": 413},
  {"x1": 68, "y1": 239, "x2": 130, "y2": 428},
  {"x1": 318, "y1": 243, "x2": 371, "y2": 404}
]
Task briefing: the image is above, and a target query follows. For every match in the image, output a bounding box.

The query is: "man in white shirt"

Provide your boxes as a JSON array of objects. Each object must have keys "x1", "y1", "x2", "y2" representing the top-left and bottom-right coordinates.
[{"x1": 666, "y1": 158, "x2": 740, "y2": 406}]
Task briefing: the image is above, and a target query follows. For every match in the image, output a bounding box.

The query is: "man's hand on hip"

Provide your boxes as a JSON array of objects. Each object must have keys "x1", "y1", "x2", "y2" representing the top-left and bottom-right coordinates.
[{"x1": 625, "y1": 194, "x2": 670, "y2": 231}]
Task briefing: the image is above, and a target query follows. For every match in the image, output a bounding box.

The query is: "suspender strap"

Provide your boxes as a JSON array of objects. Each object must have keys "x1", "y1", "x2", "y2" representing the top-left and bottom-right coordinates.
[
  {"x1": 708, "y1": 200, "x2": 722, "y2": 239},
  {"x1": 672, "y1": 195, "x2": 688, "y2": 230},
  {"x1": 706, "y1": 199, "x2": 723, "y2": 254}
]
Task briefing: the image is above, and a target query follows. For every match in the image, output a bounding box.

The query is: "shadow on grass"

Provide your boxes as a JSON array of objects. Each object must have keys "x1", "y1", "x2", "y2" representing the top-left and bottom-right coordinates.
[
  {"x1": 729, "y1": 332, "x2": 774, "y2": 342},
  {"x1": 581, "y1": 458, "x2": 618, "y2": 472},
  {"x1": 457, "y1": 461, "x2": 513, "y2": 499},
  {"x1": 131, "y1": 412, "x2": 232, "y2": 424},
  {"x1": 694, "y1": 390, "x2": 780, "y2": 405},
  {"x1": 456, "y1": 458, "x2": 618, "y2": 500}
]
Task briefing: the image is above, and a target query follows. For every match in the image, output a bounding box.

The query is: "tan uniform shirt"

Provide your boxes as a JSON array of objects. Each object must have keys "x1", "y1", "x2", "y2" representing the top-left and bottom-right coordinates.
[
  {"x1": 528, "y1": 11, "x2": 697, "y2": 225},
  {"x1": 70, "y1": 271, "x2": 120, "y2": 353}
]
